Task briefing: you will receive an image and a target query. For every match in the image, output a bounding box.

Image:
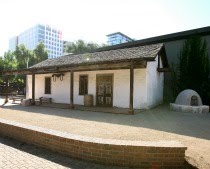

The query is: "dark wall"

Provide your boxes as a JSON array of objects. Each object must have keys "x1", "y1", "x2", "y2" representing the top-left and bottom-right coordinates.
[{"x1": 163, "y1": 35, "x2": 210, "y2": 102}]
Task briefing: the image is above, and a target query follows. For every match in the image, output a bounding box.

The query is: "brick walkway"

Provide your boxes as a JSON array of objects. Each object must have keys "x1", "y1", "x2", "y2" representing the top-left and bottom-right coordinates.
[{"x1": 0, "y1": 136, "x2": 129, "y2": 169}]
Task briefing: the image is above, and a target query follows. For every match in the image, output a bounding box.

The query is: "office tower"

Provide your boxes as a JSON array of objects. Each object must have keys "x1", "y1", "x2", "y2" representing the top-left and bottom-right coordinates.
[{"x1": 9, "y1": 24, "x2": 63, "y2": 58}]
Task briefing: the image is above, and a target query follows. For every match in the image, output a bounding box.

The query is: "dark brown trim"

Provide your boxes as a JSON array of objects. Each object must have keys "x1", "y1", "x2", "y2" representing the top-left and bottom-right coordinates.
[
  {"x1": 96, "y1": 73, "x2": 114, "y2": 77},
  {"x1": 70, "y1": 70, "x2": 74, "y2": 109},
  {"x1": 159, "y1": 46, "x2": 169, "y2": 68},
  {"x1": 31, "y1": 73, "x2": 35, "y2": 105},
  {"x1": 157, "y1": 68, "x2": 171, "y2": 72},
  {"x1": 158, "y1": 55, "x2": 160, "y2": 68},
  {"x1": 128, "y1": 62, "x2": 134, "y2": 114}
]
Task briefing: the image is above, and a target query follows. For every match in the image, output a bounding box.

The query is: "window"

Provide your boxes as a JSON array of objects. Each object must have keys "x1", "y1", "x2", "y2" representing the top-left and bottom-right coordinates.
[
  {"x1": 38, "y1": 29, "x2": 45, "y2": 35},
  {"x1": 38, "y1": 25, "x2": 45, "y2": 30},
  {"x1": 45, "y1": 77, "x2": 51, "y2": 94},
  {"x1": 46, "y1": 27, "x2": 51, "y2": 32},
  {"x1": 79, "y1": 75, "x2": 88, "y2": 95},
  {"x1": 52, "y1": 29, "x2": 56, "y2": 33}
]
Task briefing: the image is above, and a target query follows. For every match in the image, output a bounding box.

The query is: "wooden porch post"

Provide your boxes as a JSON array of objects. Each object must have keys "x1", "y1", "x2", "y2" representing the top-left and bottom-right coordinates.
[
  {"x1": 128, "y1": 62, "x2": 134, "y2": 114},
  {"x1": 70, "y1": 70, "x2": 74, "y2": 109},
  {"x1": 32, "y1": 73, "x2": 35, "y2": 105},
  {"x1": 4, "y1": 76, "x2": 9, "y2": 104}
]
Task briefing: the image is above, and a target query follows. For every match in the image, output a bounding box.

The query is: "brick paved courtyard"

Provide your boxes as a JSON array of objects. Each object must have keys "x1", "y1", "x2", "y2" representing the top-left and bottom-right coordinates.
[{"x1": 0, "y1": 136, "x2": 129, "y2": 169}]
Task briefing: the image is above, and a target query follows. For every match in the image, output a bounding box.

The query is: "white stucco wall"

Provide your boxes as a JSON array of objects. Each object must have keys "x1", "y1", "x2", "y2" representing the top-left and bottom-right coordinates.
[
  {"x1": 74, "y1": 69, "x2": 147, "y2": 109},
  {"x1": 26, "y1": 58, "x2": 164, "y2": 109},
  {"x1": 27, "y1": 73, "x2": 70, "y2": 104},
  {"x1": 146, "y1": 55, "x2": 164, "y2": 108},
  {"x1": 27, "y1": 69, "x2": 148, "y2": 109}
]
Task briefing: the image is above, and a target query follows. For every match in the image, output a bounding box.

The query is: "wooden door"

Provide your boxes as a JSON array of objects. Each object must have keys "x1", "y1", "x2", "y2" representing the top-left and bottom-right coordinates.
[{"x1": 96, "y1": 75, "x2": 113, "y2": 106}]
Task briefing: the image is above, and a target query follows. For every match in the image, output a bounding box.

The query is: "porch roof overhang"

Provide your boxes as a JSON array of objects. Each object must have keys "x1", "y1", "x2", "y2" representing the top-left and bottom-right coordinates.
[
  {"x1": 0, "y1": 60, "x2": 148, "y2": 76},
  {"x1": 0, "y1": 43, "x2": 169, "y2": 76}
]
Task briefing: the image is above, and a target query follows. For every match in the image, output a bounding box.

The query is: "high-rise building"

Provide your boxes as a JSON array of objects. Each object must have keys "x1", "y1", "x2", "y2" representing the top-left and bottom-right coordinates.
[
  {"x1": 9, "y1": 36, "x2": 18, "y2": 52},
  {"x1": 9, "y1": 24, "x2": 64, "y2": 59},
  {"x1": 107, "y1": 32, "x2": 133, "y2": 46}
]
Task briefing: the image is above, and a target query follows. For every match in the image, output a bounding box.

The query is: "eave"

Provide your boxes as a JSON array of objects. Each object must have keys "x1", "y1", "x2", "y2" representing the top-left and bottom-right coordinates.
[{"x1": 0, "y1": 60, "x2": 148, "y2": 76}]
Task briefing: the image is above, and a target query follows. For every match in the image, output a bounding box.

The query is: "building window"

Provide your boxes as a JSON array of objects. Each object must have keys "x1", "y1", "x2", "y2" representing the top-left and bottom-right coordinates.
[
  {"x1": 45, "y1": 77, "x2": 51, "y2": 94},
  {"x1": 79, "y1": 75, "x2": 88, "y2": 95}
]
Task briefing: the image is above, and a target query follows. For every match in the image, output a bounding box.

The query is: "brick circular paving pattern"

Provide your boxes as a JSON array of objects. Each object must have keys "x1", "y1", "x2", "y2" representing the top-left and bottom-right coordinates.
[{"x1": 0, "y1": 136, "x2": 129, "y2": 169}]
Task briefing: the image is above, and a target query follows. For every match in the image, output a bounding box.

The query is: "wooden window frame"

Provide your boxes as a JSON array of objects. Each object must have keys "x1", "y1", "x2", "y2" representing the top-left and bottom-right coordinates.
[
  {"x1": 45, "y1": 77, "x2": 51, "y2": 94},
  {"x1": 79, "y1": 75, "x2": 88, "y2": 95}
]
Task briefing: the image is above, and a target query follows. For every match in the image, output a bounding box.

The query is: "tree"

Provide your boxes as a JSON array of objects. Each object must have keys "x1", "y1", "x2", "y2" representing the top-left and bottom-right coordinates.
[
  {"x1": 0, "y1": 51, "x2": 18, "y2": 84},
  {"x1": 0, "y1": 57, "x2": 5, "y2": 83},
  {"x1": 176, "y1": 36, "x2": 209, "y2": 103},
  {"x1": 2, "y1": 51, "x2": 17, "y2": 71},
  {"x1": 0, "y1": 57, "x2": 4, "y2": 71},
  {"x1": 0, "y1": 43, "x2": 48, "y2": 94},
  {"x1": 65, "y1": 40, "x2": 104, "y2": 54},
  {"x1": 14, "y1": 45, "x2": 33, "y2": 69},
  {"x1": 13, "y1": 43, "x2": 48, "y2": 69},
  {"x1": 33, "y1": 42, "x2": 48, "y2": 64}
]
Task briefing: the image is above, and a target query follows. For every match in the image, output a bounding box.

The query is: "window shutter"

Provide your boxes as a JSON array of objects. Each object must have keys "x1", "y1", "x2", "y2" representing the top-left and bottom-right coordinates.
[
  {"x1": 79, "y1": 75, "x2": 88, "y2": 95},
  {"x1": 45, "y1": 77, "x2": 51, "y2": 94}
]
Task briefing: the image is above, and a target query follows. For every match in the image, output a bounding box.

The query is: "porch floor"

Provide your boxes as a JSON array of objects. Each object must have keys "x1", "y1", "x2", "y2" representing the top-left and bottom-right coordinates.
[{"x1": 39, "y1": 102, "x2": 144, "y2": 115}]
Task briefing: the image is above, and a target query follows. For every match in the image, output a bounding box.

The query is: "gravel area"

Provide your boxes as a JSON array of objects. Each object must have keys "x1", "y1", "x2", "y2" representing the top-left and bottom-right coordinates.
[{"x1": 0, "y1": 99, "x2": 210, "y2": 169}]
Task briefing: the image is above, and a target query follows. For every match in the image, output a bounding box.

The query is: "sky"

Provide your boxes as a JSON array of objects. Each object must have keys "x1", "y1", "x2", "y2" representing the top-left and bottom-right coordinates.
[{"x1": 0, "y1": 0, "x2": 210, "y2": 56}]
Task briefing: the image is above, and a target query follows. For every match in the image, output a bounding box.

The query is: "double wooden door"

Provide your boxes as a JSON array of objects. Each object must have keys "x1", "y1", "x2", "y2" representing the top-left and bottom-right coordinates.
[{"x1": 96, "y1": 75, "x2": 113, "y2": 107}]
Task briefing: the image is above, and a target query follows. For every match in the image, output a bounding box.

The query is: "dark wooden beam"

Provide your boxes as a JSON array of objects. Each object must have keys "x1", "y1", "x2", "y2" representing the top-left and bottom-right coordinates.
[
  {"x1": 157, "y1": 68, "x2": 171, "y2": 72},
  {"x1": 128, "y1": 62, "x2": 134, "y2": 115},
  {"x1": 1, "y1": 69, "x2": 31, "y2": 76},
  {"x1": 72, "y1": 61, "x2": 147, "y2": 72},
  {"x1": 1, "y1": 61, "x2": 147, "y2": 76},
  {"x1": 158, "y1": 55, "x2": 160, "y2": 68},
  {"x1": 4, "y1": 76, "x2": 8, "y2": 104},
  {"x1": 70, "y1": 70, "x2": 74, "y2": 109},
  {"x1": 31, "y1": 73, "x2": 35, "y2": 105}
]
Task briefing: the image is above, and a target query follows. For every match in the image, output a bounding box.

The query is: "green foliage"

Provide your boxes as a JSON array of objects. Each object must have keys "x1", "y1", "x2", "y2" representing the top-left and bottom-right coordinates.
[
  {"x1": 33, "y1": 42, "x2": 48, "y2": 64},
  {"x1": 2, "y1": 51, "x2": 17, "y2": 71},
  {"x1": 0, "y1": 57, "x2": 4, "y2": 83},
  {"x1": 0, "y1": 57, "x2": 4, "y2": 71},
  {"x1": 13, "y1": 42, "x2": 48, "y2": 68},
  {"x1": 65, "y1": 40, "x2": 105, "y2": 54},
  {"x1": 0, "y1": 51, "x2": 18, "y2": 83},
  {"x1": 175, "y1": 36, "x2": 210, "y2": 103},
  {"x1": 0, "y1": 42, "x2": 48, "y2": 70},
  {"x1": 14, "y1": 45, "x2": 33, "y2": 69},
  {"x1": 0, "y1": 43, "x2": 48, "y2": 93}
]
